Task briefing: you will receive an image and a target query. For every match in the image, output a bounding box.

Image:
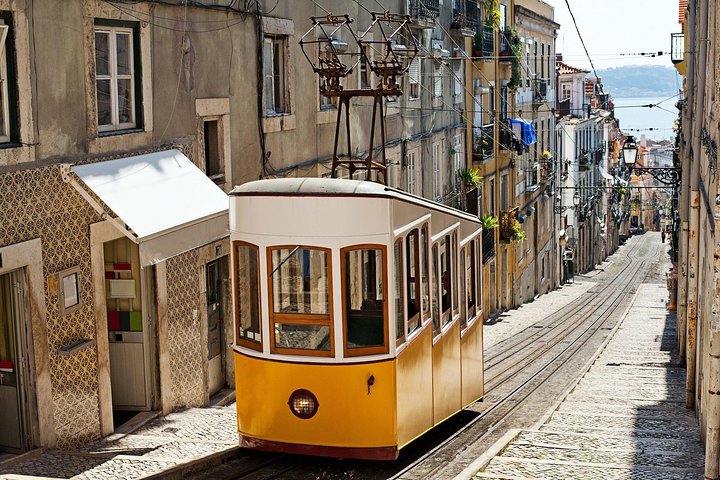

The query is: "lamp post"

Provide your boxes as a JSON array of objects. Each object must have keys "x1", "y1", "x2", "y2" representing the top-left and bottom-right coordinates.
[{"x1": 554, "y1": 189, "x2": 581, "y2": 214}]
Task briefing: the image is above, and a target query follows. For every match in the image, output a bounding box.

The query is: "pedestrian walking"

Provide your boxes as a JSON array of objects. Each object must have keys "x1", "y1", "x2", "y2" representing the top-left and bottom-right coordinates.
[{"x1": 661, "y1": 230, "x2": 666, "y2": 243}]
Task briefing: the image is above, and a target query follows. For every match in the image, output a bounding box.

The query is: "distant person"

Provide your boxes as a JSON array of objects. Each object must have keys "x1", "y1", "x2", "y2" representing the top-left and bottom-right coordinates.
[{"x1": 661, "y1": 230, "x2": 666, "y2": 243}]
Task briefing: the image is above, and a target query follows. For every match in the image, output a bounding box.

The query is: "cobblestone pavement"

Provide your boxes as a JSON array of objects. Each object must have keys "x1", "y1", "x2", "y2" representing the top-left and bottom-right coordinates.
[
  {"x1": 0, "y1": 404, "x2": 239, "y2": 480},
  {"x1": 471, "y1": 281, "x2": 703, "y2": 480}
]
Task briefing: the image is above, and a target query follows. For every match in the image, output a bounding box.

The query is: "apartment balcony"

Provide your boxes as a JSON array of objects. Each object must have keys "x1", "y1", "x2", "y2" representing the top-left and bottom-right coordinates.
[
  {"x1": 450, "y1": 0, "x2": 479, "y2": 35},
  {"x1": 472, "y1": 24, "x2": 494, "y2": 58},
  {"x1": 473, "y1": 122, "x2": 522, "y2": 161},
  {"x1": 532, "y1": 78, "x2": 547, "y2": 105},
  {"x1": 409, "y1": 0, "x2": 439, "y2": 28}
]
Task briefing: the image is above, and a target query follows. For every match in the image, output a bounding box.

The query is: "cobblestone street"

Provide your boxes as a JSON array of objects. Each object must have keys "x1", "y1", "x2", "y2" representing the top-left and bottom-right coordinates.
[{"x1": 470, "y1": 280, "x2": 703, "y2": 479}]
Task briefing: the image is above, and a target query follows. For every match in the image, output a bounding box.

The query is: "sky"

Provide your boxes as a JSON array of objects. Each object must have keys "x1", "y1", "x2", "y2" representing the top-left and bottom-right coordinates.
[{"x1": 542, "y1": 0, "x2": 681, "y2": 71}]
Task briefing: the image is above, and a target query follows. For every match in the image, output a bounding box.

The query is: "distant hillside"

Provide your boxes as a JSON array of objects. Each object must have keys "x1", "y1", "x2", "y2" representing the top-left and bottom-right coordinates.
[{"x1": 595, "y1": 66, "x2": 681, "y2": 98}]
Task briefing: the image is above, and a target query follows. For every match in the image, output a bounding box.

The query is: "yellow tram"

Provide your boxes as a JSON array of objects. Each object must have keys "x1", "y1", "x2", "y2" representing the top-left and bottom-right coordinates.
[{"x1": 229, "y1": 178, "x2": 484, "y2": 460}]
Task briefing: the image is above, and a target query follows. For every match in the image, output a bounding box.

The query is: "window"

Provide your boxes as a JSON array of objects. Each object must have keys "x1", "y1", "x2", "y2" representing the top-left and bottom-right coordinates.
[
  {"x1": 489, "y1": 178, "x2": 495, "y2": 215},
  {"x1": 459, "y1": 249, "x2": 466, "y2": 324},
  {"x1": 500, "y1": 86, "x2": 508, "y2": 120},
  {"x1": 420, "y1": 224, "x2": 431, "y2": 320},
  {"x1": 541, "y1": 43, "x2": 545, "y2": 79},
  {"x1": 464, "y1": 240, "x2": 478, "y2": 327},
  {"x1": 525, "y1": 42, "x2": 531, "y2": 88},
  {"x1": 407, "y1": 150, "x2": 417, "y2": 194},
  {"x1": 408, "y1": 57, "x2": 420, "y2": 99},
  {"x1": 360, "y1": 53, "x2": 371, "y2": 89},
  {"x1": 394, "y1": 241, "x2": 404, "y2": 344},
  {"x1": 452, "y1": 232, "x2": 458, "y2": 316},
  {"x1": 561, "y1": 82, "x2": 571, "y2": 101},
  {"x1": 453, "y1": 59, "x2": 463, "y2": 97},
  {"x1": 264, "y1": 36, "x2": 287, "y2": 115},
  {"x1": 500, "y1": 173, "x2": 508, "y2": 211},
  {"x1": 342, "y1": 246, "x2": 387, "y2": 356},
  {"x1": 0, "y1": 14, "x2": 16, "y2": 144},
  {"x1": 234, "y1": 242, "x2": 261, "y2": 350},
  {"x1": 319, "y1": 45, "x2": 339, "y2": 109},
  {"x1": 269, "y1": 246, "x2": 332, "y2": 355},
  {"x1": 432, "y1": 141, "x2": 442, "y2": 201},
  {"x1": 406, "y1": 230, "x2": 421, "y2": 334},
  {"x1": 203, "y1": 119, "x2": 223, "y2": 182},
  {"x1": 95, "y1": 23, "x2": 140, "y2": 132},
  {"x1": 432, "y1": 243, "x2": 440, "y2": 332},
  {"x1": 433, "y1": 61, "x2": 442, "y2": 97},
  {"x1": 58, "y1": 266, "x2": 82, "y2": 316},
  {"x1": 439, "y1": 235, "x2": 453, "y2": 326}
]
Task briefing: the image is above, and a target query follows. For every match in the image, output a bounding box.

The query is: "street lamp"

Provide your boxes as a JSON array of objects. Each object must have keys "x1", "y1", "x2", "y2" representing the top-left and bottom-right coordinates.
[
  {"x1": 554, "y1": 189, "x2": 582, "y2": 214},
  {"x1": 623, "y1": 135, "x2": 638, "y2": 167}
]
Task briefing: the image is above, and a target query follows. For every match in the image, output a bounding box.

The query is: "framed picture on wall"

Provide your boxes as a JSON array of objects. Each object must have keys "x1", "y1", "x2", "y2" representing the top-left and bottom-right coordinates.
[{"x1": 58, "y1": 266, "x2": 82, "y2": 315}]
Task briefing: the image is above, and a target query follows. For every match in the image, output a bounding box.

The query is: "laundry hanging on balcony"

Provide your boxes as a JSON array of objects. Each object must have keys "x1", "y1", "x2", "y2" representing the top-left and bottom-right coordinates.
[{"x1": 509, "y1": 118, "x2": 537, "y2": 146}]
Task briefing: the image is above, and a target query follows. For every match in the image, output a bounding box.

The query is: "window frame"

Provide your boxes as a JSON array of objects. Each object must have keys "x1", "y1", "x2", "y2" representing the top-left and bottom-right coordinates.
[
  {"x1": 264, "y1": 35, "x2": 288, "y2": 115},
  {"x1": 405, "y1": 229, "x2": 421, "y2": 335},
  {"x1": 233, "y1": 241, "x2": 262, "y2": 352},
  {"x1": 394, "y1": 240, "x2": 405, "y2": 346},
  {"x1": 0, "y1": 13, "x2": 16, "y2": 145},
  {"x1": 94, "y1": 19, "x2": 143, "y2": 133},
  {"x1": 340, "y1": 244, "x2": 389, "y2": 357},
  {"x1": 267, "y1": 245, "x2": 334, "y2": 357}
]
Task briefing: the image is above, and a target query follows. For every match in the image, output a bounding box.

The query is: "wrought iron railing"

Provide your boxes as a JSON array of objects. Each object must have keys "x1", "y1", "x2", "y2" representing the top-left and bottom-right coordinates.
[
  {"x1": 482, "y1": 228, "x2": 495, "y2": 263},
  {"x1": 532, "y1": 78, "x2": 547, "y2": 102},
  {"x1": 409, "y1": 0, "x2": 440, "y2": 21}
]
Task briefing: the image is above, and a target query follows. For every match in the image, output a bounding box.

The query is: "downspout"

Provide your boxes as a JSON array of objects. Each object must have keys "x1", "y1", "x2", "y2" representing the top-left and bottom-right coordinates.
[
  {"x1": 677, "y1": 0, "x2": 694, "y2": 364},
  {"x1": 686, "y1": 0, "x2": 705, "y2": 412},
  {"x1": 493, "y1": 9, "x2": 501, "y2": 313}
]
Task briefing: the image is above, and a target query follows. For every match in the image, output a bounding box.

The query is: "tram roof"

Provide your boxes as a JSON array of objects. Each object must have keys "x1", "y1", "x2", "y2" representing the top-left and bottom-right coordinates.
[{"x1": 230, "y1": 178, "x2": 481, "y2": 224}]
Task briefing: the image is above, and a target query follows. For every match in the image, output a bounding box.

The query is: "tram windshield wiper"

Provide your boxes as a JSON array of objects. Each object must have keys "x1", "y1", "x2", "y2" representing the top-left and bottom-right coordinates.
[{"x1": 270, "y1": 246, "x2": 301, "y2": 277}]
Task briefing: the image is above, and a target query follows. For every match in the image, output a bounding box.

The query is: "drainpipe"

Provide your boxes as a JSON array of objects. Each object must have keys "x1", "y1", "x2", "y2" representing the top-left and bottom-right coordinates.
[
  {"x1": 677, "y1": 0, "x2": 696, "y2": 366},
  {"x1": 493, "y1": 12, "x2": 501, "y2": 313},
  {"x1": 686, "y1": 0, "x2": 706, "y2": 412}
]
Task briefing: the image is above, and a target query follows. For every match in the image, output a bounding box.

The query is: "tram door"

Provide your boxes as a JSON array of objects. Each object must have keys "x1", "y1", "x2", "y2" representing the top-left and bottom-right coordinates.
[
  {"x1": 206, "y1": 259, "x2": 226, "y2": 396},
  {"x1": 0, "y1": 271, "x2": 29, "y2": 453}
]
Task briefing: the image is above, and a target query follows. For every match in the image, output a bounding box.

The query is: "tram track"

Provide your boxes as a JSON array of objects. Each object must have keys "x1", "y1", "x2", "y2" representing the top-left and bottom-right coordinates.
[
  {"x1": 395, "y1": 235, "x2": 663, "y2": 479},
  {"x1": 193, "y1": 235, "x2": 663, "y2": 480}
]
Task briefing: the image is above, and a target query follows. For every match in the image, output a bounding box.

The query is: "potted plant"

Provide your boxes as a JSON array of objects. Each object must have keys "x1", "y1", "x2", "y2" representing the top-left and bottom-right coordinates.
[
  {"x1": 505, "y1": 28, "x2": 523, "y2": 93},
  {"x1": 480, "y1": 214, "x2": 499, "y2": 230},
  {"x1": 458, "y1": 168, "x2": 483, "y2": 192}
]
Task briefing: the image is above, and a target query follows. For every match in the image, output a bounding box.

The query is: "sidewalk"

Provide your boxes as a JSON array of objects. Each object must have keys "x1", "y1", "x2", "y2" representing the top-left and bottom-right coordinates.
[
  {"x1": 464, "y1": 283, "x2": 704, "y2": 479},
  {"x1": 0, "y1": 401, "x2": 240, "y2": 480}
]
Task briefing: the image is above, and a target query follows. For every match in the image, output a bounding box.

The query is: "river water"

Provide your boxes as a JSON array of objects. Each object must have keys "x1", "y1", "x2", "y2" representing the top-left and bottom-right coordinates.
[{"x1": 612, "y1": 95, "x2": 679, "y2": 142}]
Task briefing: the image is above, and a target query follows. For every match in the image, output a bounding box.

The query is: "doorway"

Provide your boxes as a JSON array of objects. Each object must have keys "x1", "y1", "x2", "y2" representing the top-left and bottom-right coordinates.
[
  {"x1": 206, "y1": 259, "x2": 226, "y2": 396},
  {"x1": 0, "y1": 271, "x2": 30, "y2": 453},
  {"x1": 103, "y1": 238, "x2": 154, "y2": 425}
]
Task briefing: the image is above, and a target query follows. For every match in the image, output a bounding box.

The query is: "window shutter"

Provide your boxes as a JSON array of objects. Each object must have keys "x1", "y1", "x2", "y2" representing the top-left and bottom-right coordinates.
[
  {"x1": 434, "y1": 63, "x2": 442, "y2": 97},
  {"x1": 408, "y1": 58, "x2": 420, "y2": 85},
  {"x1": 453, "y1": 60, "x2": 463, "y2": 96}
]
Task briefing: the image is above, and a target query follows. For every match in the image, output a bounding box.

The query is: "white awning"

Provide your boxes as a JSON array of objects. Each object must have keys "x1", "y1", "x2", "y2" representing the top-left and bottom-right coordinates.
[
  {"x1": 66, "y1": 149, "x2": 228, "y2": 266},
  {"x1": 598, "y1": 166, "x2": 615, "y2": 181}
]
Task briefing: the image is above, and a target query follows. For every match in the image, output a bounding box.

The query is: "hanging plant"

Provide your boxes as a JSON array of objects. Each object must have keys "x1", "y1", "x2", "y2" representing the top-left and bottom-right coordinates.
[
  {"x1": 505, "y1": 27, "x2": 523, "y2": 94},
  {"x1": 481, "y1": 0, "x2": 501, "y2": 29}
]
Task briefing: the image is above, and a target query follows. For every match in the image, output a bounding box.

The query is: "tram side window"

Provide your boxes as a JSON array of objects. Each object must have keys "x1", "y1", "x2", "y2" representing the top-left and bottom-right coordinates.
[
  {"x1": 343, "y1": 246, "x2": 388, "y2": 356},
  {"x1": 432, "y1": 244, "x2": 440, "y2": 332},
  {"x1": 439, "y1": 235, "x2": 452, "y2": 326},
  {"x1": 235, "y1": 242, "x2": 261, "y2": 350},
  {"x1": 452, "y1": 232, "x2": 459, "y2": 316},
  {"x1": 394, "y1": 240, "x2": 404, "y2": 344},
  {"x1": 459, "y1": 247, "x2": 467, "y2": 329},
  {"x1": 465, "y1": 240, "x2": 477, "y2": 325},
  {"x1": 420, "y1": 224, "x2": 430, "y2": 321},
  {"x1": 269, "y1": 247, "x2": 332, "y2": 355},
  {"x1": 406, "y1": 229, "x2": 421, "y2": 334}
]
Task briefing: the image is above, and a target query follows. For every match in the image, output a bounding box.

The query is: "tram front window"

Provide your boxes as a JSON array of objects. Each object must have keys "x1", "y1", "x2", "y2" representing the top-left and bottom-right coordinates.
[
  {"x1": 342, "y1": 246, "x2": 387, "y2": 356},
  {"x1": 269, "y1": 247, "x2": 333, "y2": 355},
  {"x1": 235, "y1": 242, "x2": 261, "y2": 350}
]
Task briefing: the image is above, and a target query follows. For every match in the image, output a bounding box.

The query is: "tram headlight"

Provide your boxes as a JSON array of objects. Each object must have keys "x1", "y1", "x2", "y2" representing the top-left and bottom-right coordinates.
[{"x1": 288, "y1": 389, "x2": 319, "y2": 419}]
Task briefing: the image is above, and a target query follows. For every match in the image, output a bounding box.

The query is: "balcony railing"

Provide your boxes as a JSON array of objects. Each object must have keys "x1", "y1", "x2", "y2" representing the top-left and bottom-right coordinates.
[
  {"x1": 482, "y1": 228, "x2": 495, "y2": 263},
  {"x1": 451, "y1": 1, "x2": 480, "y2": 31},
  {"x1": 409, "y1": 0, "x2": 440, "y2": 22},
  {"x1": 532, "y1": 78, "x2": 547, "y2": 103},
  {"x1": 671, "y1": 32, "x2": 685, "y2": 64},
  {"x1": 473, "y1": 122, "x2": 522, "y2": 160},
  {"x1": 472, "y1": 124, "x2": 494, "y2": 160},
  {"x1": 472, "y1": 24, "x2": 494, "y2": 57}
]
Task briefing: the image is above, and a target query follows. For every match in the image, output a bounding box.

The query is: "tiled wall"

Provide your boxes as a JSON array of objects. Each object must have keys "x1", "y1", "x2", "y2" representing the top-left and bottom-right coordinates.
[
  {"x1": 0, "y1": 165, "x2": 103, "y2": 448},
  {"x1": 165, "y1": 250, "x2": 205, "y2": 409}
]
